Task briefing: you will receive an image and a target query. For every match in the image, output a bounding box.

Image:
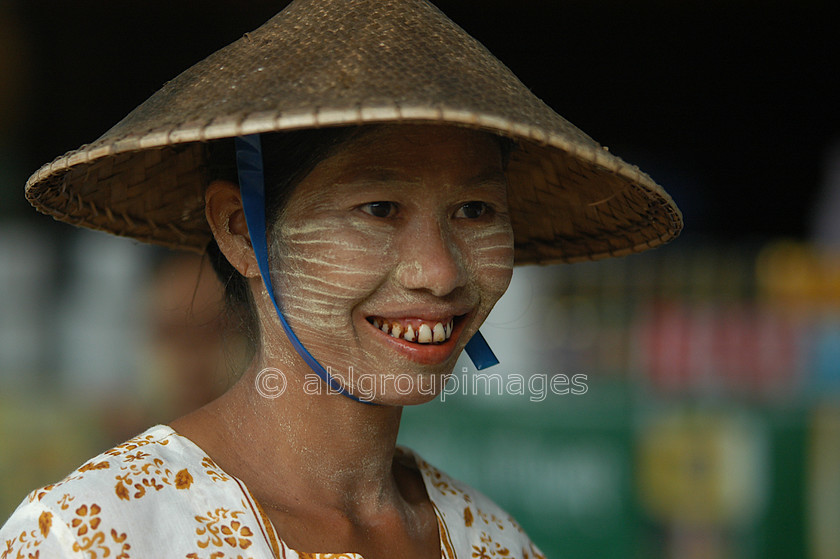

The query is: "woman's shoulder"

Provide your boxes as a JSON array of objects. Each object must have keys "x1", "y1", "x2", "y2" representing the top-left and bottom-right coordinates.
[
  {"x1": 1, "y1": 425, "x2": 276, "y2": 558},
  {"x1": 401, "y1": 447, "x2": 547, "y2": 559},
  {"x1": 8, "y1": 425, "x2": 206, "y2": 508}
]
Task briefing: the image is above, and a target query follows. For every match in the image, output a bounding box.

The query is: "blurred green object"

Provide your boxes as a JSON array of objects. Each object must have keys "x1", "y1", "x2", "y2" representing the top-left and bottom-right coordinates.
[
  {"x1": 399, "y1": 378, "x2": 817, "y2": 559},
  {"x1": 0, "y1": 391, "x2": 107, "y2": 523},
  {"x1": 400, "y1": 382, "x2": 639, "y2": 559}
]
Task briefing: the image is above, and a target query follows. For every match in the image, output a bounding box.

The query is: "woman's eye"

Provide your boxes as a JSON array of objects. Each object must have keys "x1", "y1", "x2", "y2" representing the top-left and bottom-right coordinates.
[
  {"x1": 360, "y1": 201, "x2": 398, "y2": 218},
  {"x1": 455, "y1": 201, "x2": 489, "y2": 219}
]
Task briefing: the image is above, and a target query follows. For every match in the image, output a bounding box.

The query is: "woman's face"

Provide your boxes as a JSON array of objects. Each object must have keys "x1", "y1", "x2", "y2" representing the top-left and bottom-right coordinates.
[{"x1": 268, "y1": 125, "x2": 514, "y2": 405}]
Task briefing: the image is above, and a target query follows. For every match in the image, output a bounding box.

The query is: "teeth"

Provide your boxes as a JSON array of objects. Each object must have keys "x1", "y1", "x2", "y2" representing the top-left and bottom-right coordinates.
[
  {"x1": 417, "y1": 323, "x2": 433, "y2": 343},
  {"x1": 433, "y1": 322, "x2": 446, "y2": 342},
  {"x1": 390, "y1": 323, "x2": 403, "y2": 338},
  {"x1": 370, "y1": 317, "x2": 457, "y2": 344}
]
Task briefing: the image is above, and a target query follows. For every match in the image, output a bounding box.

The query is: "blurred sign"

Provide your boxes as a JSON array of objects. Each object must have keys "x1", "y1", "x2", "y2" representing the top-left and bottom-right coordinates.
[
  {"x1": 636, "y1": 408, "x2": 767, "y2": 526},
  {"x1": 637, "y1": 302, "x2": 800, "y2": 398}
]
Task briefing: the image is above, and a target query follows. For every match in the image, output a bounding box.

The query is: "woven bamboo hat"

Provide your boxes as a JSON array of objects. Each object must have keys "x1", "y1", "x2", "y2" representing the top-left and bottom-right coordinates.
[{"x1": 25, "y1": 0, "x2": 681, "y2": 265}]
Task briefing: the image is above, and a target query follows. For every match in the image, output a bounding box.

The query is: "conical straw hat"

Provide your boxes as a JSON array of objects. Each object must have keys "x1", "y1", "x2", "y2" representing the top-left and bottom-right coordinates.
[{"x1": 25, "y1": 0, "x2": 682, "y2": 264}]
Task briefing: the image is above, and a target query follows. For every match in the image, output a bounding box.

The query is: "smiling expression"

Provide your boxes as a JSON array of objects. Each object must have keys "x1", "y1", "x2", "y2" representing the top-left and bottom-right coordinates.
[{"x1": 267, "y1": 124, "x2": 515, "y2": 404}]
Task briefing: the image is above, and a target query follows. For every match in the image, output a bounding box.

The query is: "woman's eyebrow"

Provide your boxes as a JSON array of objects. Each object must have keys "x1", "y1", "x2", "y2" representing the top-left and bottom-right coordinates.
[
  {"x1": 332, "y1": 167, "x2": 421, "y2": 186},
  {"x1": 327, "y1": 166, "x2": 508, "y2": 194},
  {"x1": 466, "y1": 169, "x2": 508, "y2": 186}
]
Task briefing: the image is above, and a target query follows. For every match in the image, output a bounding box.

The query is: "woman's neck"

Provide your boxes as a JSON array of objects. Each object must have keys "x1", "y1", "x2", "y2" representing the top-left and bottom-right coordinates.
[{"x1": 171, "y1": 355, "x2": 408, "y2": 517}]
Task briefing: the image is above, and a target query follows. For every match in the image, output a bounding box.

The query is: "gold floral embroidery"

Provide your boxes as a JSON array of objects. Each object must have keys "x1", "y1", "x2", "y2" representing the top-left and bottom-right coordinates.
[
  {"x1": 477, "y1": 509, "x2": 505, "y2": 531},
  {"x1": 416, "y1": 453, "x2": 542, "y2": 558},
  {"x1": 105, "y1": 433, "x2": 170, "y2": 458},
  {"x1": 2, "y1": 525, "x2": 45, "y2": 559},
  {"x1": 113, "y1": 458, "x2": 192, "y2": 501},
  {"x1": 79, "y1": 460, "x2": 111, "y2": 473},
  {"x1": 114, "y1": 483, "x2": 131, "y2": 502},
  {"x1": 37, "y1": 512, "x2": 51, "y2": 539},
  {"x1": 28, "y1": 486, "x2": 53, "y2": 503},
  {"x1": 471, "y1": 531, "x2": 510, "y2": 558},
  {"x1": 27, "y1": 476, "x2": 82, "y2": 503},
  {"x1": 70, "y1": 504, "x2": 101, "y2": 538},
  {"x1": 298, "y1": 554, "x2": 359, "y2": 558},
  {"x1": 70, "y1": 503, "x2": 131, "y2": 558},
  {"x1": 57, "y1": 493, "x2": 75, "y2": 510},
  {"x1": 123, "y1": 451, "x2": 150, "y2": 463},
  {"x1": 111, "y1": 530, "x2": 131, "y2": 559},
  {"x1": 417, "y1": 459, "x2": 465, "y2": 498},
  {"x1": 428, "y1": 470, "x2": 460, "y2": 496},
  {"x1": 190, "y1": 507, "x2": 254, "y2": 557},
  {"x1": 175, "y1": 469, "x2": 194, "y2": 489},
  {"x1": 202, "y1": 457, "x2": 231, "y2": 483}
]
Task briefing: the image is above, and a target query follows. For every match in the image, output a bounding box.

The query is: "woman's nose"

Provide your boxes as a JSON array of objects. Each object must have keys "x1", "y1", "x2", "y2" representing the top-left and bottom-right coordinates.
[{"x1": 394, "y1": 217, "x2": 467, "y2": 297}]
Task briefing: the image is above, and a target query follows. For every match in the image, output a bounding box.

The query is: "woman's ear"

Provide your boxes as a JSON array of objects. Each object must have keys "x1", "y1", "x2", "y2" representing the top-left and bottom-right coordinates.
[{"x1": 205, "y1": 180, "x2": 259, "y2": 278}]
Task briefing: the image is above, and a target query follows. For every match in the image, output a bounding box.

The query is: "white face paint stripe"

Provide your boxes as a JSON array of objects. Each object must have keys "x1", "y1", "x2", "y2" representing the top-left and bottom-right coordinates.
[
  {"x1": 471, "y1": 242, "x2": 516, "y2": 251},
  {"x1": 279, "y1": 256, "x2": 386, "y2": 272},
  {"x1": 285, "y1": 237, "x2": 376, "y2": 248},
  {"x1": 273, "y1": 276, "x2": 381, "y2": 295},
  {"x1": 280, "y1": 223, "x2": 344, "y2": 235}
]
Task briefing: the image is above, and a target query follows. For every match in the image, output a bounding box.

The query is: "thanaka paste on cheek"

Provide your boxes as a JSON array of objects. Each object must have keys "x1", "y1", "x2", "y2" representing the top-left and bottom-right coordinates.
[{"x1": 269, "y1": 218, "x2": 395, "y2": 368}]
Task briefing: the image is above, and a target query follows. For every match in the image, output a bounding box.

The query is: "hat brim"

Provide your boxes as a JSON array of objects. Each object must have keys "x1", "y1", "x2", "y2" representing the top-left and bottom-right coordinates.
[{"x1": 24, "y1": 0, "x2": 682, "y2": 264}]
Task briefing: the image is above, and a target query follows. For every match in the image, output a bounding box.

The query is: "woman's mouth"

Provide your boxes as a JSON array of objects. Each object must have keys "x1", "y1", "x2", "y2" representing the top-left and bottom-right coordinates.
[
  {"x1": 362, "y1": 313, "x2": 470, "y2": 365},
  {"x1": 365, "y1": 316, "x2": 456, "y2": 344}
]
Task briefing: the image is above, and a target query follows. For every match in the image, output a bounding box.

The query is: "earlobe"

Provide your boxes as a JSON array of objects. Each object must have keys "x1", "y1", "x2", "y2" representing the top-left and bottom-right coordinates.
[{"x1": 205, "y1": 180, "x2": 259, "y2": 278}]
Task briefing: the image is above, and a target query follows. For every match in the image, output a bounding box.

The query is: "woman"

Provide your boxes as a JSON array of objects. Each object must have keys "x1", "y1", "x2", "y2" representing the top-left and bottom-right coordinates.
[{"x1": 1, "y1": 0, "x2": 681, "y2": 557}]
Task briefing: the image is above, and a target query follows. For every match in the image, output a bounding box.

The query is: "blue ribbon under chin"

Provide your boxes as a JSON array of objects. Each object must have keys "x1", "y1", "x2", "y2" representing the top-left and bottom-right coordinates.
[
  {"x1": 463, "y1": 330, "x2": 499, "y2": 370},
  {"x1": 233, "y1": 134, "x2": 498, "y2": 404}
]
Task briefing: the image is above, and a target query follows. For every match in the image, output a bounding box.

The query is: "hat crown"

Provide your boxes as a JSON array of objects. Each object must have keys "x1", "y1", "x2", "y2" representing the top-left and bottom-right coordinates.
[
  {"x1": 104, "y1": 0, "x2": 591, "y2": 149},
  {"x1": 25, "y1": 0, "x2": 682, "y2": 263}
]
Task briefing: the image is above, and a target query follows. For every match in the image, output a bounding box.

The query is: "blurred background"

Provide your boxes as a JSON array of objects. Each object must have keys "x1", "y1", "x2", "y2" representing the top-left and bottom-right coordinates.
[{"x1": 1, "y1": 1, "x2": 838, "y2": 557}]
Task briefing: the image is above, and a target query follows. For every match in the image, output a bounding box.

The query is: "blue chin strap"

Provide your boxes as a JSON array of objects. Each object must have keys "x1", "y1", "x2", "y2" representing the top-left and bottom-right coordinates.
[{"x1": 234, "y1": 134, "x2": 499, "y2": 404}]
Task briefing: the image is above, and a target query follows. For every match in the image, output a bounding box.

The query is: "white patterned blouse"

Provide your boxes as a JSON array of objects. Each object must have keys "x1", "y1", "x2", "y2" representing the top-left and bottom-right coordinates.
[{"x1": 1, "y1": 425, "x2": 545, "y2": 559}]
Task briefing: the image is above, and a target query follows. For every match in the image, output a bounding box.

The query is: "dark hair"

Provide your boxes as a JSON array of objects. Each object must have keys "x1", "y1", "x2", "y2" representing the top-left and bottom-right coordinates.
[{"x1": 205, "y1": 126, "x2": 515, "y2": 355}]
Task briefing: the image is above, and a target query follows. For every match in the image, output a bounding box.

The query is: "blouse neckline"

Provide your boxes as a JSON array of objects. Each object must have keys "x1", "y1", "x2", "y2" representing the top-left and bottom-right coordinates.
[{"x1": 160, "y1": 424, "x2": 446, "y2": 559}]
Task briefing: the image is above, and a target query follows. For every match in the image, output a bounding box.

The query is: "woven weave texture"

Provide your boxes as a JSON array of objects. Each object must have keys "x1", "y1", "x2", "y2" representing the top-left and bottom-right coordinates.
[{"x1": 25, "y1": 0, "x2": 682, "y2": 263}]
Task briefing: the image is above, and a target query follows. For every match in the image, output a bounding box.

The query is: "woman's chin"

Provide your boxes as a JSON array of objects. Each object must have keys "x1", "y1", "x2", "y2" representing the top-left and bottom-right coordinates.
[{"x1": 343, "y1": 371, "x2": 451, "y2": 407}]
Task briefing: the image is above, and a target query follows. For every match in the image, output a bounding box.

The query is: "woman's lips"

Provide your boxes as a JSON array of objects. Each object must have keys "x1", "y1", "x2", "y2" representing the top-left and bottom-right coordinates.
[{"x1": 364, "y1": 314, "x2": 468, "y2": 365}]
